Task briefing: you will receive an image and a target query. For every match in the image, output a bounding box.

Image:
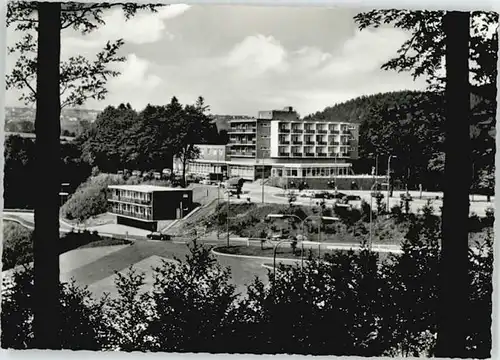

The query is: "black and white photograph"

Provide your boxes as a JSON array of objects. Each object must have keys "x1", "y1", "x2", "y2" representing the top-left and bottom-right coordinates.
[{"x1": 1, "y1": 1, "x2": 497, "y2": 358}]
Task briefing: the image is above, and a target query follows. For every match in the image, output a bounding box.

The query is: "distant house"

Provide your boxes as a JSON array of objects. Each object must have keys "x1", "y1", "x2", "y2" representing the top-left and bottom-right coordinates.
[{"x1": 108, "y1": 184, "x2": 193, "y2": 232}]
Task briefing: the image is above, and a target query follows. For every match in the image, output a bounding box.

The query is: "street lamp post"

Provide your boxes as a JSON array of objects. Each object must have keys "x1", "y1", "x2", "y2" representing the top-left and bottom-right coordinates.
[
  {"x1": 226, "y1": 189, "x2": 230, "y2": 247},
  {"x1": 369, "y1": 182, "x2": 379, "y2": 251},
  {"x1": 386, "y1": 155, "x2": 396, "y2": 211},
  {"x1": 217, "y1": 183, "x2": 220, "y2": 240},
  {"x1": 262, "y1": 154, "x2": 265, "y2": 204}
]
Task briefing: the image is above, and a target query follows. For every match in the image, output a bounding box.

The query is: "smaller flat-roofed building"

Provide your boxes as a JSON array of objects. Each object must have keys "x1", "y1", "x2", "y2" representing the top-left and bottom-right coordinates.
[
  {"x1": 173, "y1": 144, "x2": 229, "y2": 179},
  {"x1": 108, "y1": 184, "x2": 193, "y2": 232}
]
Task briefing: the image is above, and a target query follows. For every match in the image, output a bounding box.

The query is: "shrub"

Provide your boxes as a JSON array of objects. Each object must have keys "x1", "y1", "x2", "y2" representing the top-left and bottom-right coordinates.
[
  {"x1": 60, "y1": 173, "x2": 125, "y2": 221},
  {"x1": 1, "y1": 266, "x2": 107, "y2": 350},
  {"x1": 0, "y1": 225, "x2": 493, "y2": 357},
  {"x1": 2, "y1": 222, "x2": 34, "y2": 270},
  {"x1": 375, "y1": 193, "x2": 385, "y2": 214}
]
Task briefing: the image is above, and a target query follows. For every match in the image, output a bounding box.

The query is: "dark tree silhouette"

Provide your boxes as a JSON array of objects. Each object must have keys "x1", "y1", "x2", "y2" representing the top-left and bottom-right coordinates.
[
  {"x1": 7, "y1": 1, "x2": 164, "y2": 348},
  {"x1": 353, "y1": 9, "x2": 496, "y2": 357},
  {"x1": 32, "y1": 2, "x2": 61, "y2": 349},
  {"x1": 436, "y1": 12, "x2": 471, "y2": 357}
]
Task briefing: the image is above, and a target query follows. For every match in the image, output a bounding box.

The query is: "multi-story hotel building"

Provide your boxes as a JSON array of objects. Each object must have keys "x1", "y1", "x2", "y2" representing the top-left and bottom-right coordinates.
[
  {"x1": 108, "y1": 185, "x2": 192, "y2": 232},
  {"x1": 226, "y1": 106, "x2": 360, "y2": 184}
]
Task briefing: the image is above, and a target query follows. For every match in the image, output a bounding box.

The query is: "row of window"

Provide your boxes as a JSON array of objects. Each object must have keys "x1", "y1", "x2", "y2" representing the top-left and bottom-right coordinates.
[
  {"x1": 112, "y1": 190, "x2": 152, "y2": 202},
  {"x1": 111, "y1": 203, "x2": 153, "y2": 220},
  {"x1": 200, "y1": 148, "x2": 225, "y2": 156},
  {"x1": 187, "y1": 163, "x2": 225, "y2": 174},
  {"x1": 272, "y1": 167, "x2": 351, "y2": 177}
]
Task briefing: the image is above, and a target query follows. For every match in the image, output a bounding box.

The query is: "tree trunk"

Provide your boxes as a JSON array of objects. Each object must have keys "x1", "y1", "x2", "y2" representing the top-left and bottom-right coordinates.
[
  {"x1": 435, "y1": 11, "x2": 470, "y2": 358},
  {"x1": 33, "y1": 2, "x2": 61, "y2": 350},
  {"x1": 182, "y1": 154, "x2": 187, "y2": 188}
]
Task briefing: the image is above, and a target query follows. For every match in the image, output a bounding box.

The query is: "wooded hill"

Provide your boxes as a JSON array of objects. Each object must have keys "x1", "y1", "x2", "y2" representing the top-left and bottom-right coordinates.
[{"x1": 303, "y1": 90, "x2": 495, "y2": 193}]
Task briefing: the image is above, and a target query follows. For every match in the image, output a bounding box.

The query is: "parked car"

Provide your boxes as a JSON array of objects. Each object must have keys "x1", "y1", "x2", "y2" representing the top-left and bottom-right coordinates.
[
  {"x1": 343, "y1": 194, "x2": 361, "y2": 201},
  {"x1": 162, "y1": 168, "x2": 172, "y2": 177},
  {"x1": 327, "y1": 191, "x2": 346, "y2": 199},
  {"x1": 314, "y1": 191, "x2": 329, "y2": 199},
  {"x1": 132, "y1": 170, "x2": 142, "y2": 177},
  {"x1": 146, "y1": 232, "x2": 170, "y2": 241}
]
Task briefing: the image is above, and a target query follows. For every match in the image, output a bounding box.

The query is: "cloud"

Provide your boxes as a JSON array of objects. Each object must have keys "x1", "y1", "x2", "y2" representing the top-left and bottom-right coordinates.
[
  {"x1": 105, "y1": 54, "x2": 162, "y2": 107},
  {"x1": 62, "y1": 4, "x2": 191, "y2": 53},
  {"x1": 292, "y1": 46, "x2": 332, "y2": 70},
  {"x1": 320, "y1": 28, "x2": 410, "y2": 77},
  {"x1": 224, "y1": 35, "x2": 288, "y2": 76}
]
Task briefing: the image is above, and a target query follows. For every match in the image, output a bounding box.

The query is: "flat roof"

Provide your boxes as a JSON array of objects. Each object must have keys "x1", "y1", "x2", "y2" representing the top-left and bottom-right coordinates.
[{"x1": 108, "y1": 184, "x2": 191, "y2": 193}]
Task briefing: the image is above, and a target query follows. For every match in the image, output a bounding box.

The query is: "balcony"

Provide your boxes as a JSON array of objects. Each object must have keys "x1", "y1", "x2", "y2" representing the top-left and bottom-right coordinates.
[
  {"x1": 230, "y1": 151, "x2": 256, "y2": 157},
  {"x1": 231, "y1": 140, "x2": 257, "y2": 145},
  {"x1": 110, "y1": 209, "x2": 153, "y2": 221},
  {"x1": 279, "y1": 153, "x2": 290, "y2": 157},
  {"x1": 292, "y1": 141, "x2": 303, "y2": 145},
  {"x1": 305, "y1": 129, "x2": 315, "y2": 133},
  {"x1": 305, "y1": 153, "x2": 315, "y2": 157},
  {"x1": 305, "y1": 141, "x2": 315, "y2": 145},
  {"x1": 292, "y1": 153, "x2": 303, "y2": 157},
  {"x1": 279, "y1": 128, "x2": 291, "y2": 133},
  {"x1": 317, "y1": 129, "x2": 327, "y2": 134},
  {"x1": 330, "y1": 130, "x2": 340, "y2": 134},
  {"x1": 317, "y1": 153, "x2": 327, "y2": 157},
  {"x1": 291, "y1": 128, "x2": 303, "y2": 133},
  {"x1": 229, "y1": 127, "x2": 256, "y2": 133},
  {"x1": 280, "y1": 141, "x2": 290, "y2": 145},
  {"x1": 317, "y1": 141, "x2": 327, "y2": 145},
  {"x1": 329, "y1": 141, "x2": 340, "y2": 146},
  {"x1": 328, "y1": 153, "x2": 338, "y2": 157},
  {"x1": 341, "y1": 130, "x2": 351, "y2": 135}
]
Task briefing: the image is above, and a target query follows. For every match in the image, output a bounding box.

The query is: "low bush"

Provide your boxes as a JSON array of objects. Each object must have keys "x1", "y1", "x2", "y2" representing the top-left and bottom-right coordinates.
[
  {"x1": 2, "y1": 225, "x2": 123, "y2": 271},
  {"x1": 3, "y1": 222, "x2": 34, "y2": 270}
]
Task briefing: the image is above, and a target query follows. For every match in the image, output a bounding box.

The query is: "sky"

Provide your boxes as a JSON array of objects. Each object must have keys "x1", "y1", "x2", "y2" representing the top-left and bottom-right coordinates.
[{"x1": 6, "y1": 4, "x2": 430, "y2": 117}]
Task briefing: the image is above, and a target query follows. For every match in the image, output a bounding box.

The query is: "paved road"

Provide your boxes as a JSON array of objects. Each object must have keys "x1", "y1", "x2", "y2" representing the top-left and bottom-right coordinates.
[{"x1": 59, "y1": 239, "x2": 270, "y2": 298}]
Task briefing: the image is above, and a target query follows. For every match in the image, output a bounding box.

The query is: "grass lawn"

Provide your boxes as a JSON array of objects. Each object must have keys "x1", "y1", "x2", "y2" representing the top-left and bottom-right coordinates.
[{"x1": 214, "y1": 245, "x2": 391, "y2": 263}]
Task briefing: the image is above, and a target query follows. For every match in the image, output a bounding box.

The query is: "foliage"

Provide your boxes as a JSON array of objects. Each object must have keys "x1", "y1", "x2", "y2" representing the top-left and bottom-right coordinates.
[
  {"x1": 99, "y1": 267, "x2": 157, "y2": 351},
  {"x1": 3, "y1": 135, "x2": 36, "y2": 209},
  {"x1": 287, "y1": 190, "x2": 297, "y2": 207},
  {"x1": 171, "y1": 97, "x2": 215, "y2": 185},
  {"x1": 60, "y1": 173, "x2": 124, "y2": 221},
  {"x1": 6, "y1": 1, "x2": 164, "y2": 108},
  {"x1": 1, "y1": 218, "x2": 493, "y2": 356},
  {"x1": 1, "y1": 265, "x2": 108, "y2": 350},
  {"x1": 147, "y1": 241, "x2": 237, "y2": 352},
  {"x1": 380, "y1": 202, "x2": 441, "y2": 356},
  {"x1": 351, "y1": 10, "x2": 497, "y2": 191},
  {"x1": 79, "y1": 98, "x2": 217, "y2": 180},
  {"x1": 5, "y1": 119, "x2": 34, "y2": 133},
  {"x1": 4, "y1": 135, "x2": 91, "y2": 209},
  {"x1": 78, "y1": 103, "x2": 140, "y2": 173},
  {"x1": 2, "y1": 222, "x2": 34, "y2": 270},
  {"x1": 375, "y1": 193, "x2": 385, "y2": 214}
]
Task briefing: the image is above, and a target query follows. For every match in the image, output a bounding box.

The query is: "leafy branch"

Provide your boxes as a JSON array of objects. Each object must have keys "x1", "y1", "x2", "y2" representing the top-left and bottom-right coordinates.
[{"x1": 6, "y1": 1, "x2": 165, "y2": 108}]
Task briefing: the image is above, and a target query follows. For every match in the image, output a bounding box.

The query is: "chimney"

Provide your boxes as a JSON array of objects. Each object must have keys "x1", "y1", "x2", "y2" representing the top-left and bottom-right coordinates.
[{"x1": 283, "y1": 106, "x2": 294, "y2": 112}]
